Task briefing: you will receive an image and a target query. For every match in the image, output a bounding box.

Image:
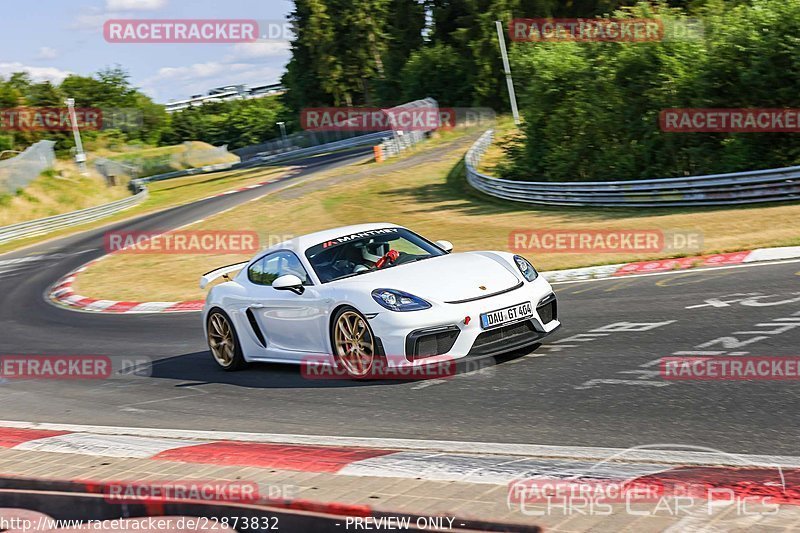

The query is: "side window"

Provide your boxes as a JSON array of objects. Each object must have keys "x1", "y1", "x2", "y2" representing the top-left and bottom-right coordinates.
[{"x1": 248, "y1": 251, "x2": 311, "y2": 286}]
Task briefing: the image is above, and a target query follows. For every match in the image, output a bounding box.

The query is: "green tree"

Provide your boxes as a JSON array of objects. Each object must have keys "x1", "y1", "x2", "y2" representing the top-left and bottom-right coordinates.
[
  {"x1": 500, "y1": 0, "x2": 800, "y2": 181},
  {"x1": 376, "y1": 0, "x2": 426, "y2": 104}
]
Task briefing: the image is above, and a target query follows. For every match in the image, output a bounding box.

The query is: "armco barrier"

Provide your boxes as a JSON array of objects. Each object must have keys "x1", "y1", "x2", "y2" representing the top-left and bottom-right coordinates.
[
  {"x1": 247, "y1": 130, "x2": 391, "y2": 166},
  {"x1": 0, "y1": 114, "x2": 412, "y2": 247},
  {"x1": 0, "y1": 157, "x2": 245, "y2": 246},
  {"x1": 0, "y1": 189, "x2": 147, "y2": 246},
  {"x1": 0, "y1": 136, "x2": 377, "y2": 246},
  {"x1": 0, "y1": 134, "x2": 378, "y2": 247},
  {"x1": 466, "y1": 130, "x2": 800, "y2": 207}
]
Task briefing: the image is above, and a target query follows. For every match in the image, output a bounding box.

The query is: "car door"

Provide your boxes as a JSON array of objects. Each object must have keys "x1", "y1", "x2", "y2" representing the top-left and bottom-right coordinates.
[{"x1": 244, "y1": 250, "x2": 329, "y2": 358}]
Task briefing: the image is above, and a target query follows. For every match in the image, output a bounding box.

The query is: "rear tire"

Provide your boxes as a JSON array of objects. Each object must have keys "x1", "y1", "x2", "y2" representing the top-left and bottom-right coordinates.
[{"x1": 207, "y1": 308, "x2": 247, "y2": 371}]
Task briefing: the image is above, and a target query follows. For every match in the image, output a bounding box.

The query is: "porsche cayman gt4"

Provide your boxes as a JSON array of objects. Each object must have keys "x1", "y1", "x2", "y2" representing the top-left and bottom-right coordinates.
[{"x1": 201, "y1": 223, "x2": 560, "y2": 377}]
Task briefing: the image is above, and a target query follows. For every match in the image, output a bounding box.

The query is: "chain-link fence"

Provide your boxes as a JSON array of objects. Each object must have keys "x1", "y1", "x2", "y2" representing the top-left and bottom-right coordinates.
[
  {"x1": 99, "y1": 143, "x2": 240, "y2": 180},
  {"x1": 0, "y1": 141, "x2": 56, "y2": 194},
  {"x1": 94, "y1": 157, "x2": 140, "y2": 188}
]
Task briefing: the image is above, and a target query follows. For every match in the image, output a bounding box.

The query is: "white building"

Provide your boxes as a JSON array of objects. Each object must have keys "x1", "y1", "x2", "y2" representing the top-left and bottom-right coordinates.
[{"x1": 164, "y1": 83, "x2": 285, "y2": 113}]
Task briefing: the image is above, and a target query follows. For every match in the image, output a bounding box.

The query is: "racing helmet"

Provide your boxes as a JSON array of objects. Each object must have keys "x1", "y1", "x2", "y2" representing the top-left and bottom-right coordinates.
[{"x1": 361, "y1": 240, "x2": 389, "y2": 263}]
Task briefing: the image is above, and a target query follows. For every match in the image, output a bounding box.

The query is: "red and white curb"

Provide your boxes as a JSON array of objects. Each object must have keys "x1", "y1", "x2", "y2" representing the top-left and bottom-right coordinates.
[
  {"x1": 48, "y1": 258, "x2": 204, "y2": 314},
  {"x1": 48, "y1": 245, "x2": 800, "y2": 314},
  {"x1": 0, "y1": 422, "x2": 798, "y2": 502},
  {"x1": 542, "y1": 245, "x2": 800, "y2": 283},
  {"x1": 44, "y1": 178, "x2": 293, "y2": 314},
  {"x1": 44, "y1": 172, "x2": 316, "y2": 314}
]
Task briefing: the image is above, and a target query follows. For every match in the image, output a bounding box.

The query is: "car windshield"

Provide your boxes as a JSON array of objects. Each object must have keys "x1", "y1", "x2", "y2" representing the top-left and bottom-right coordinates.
[{"x1": 305, "y1": 227, "x2": 445, "y2": 283}]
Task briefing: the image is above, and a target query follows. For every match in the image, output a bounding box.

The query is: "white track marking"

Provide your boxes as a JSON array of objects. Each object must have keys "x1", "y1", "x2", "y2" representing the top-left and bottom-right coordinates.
[
  {"x1": 14, "y1": 433, "x2": 209, "y2": 458},
  {"x1": 81, "y1": 300, "x2": 118, "y2": 312},
  {"x1": 1, "y1": 420, "x2": 798, "y2": 467},
  {"x1": 340, "y1": 452, "x2": 671, "y2": 484},
  {"x1": 744, "y1": 246, "x2": 800, "y2": 263},
  {"x1": 410, "y1": 379, "x2": 448, "y2": 390}
]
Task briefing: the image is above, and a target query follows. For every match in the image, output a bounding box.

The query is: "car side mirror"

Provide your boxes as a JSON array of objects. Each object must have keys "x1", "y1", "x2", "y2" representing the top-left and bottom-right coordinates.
[
  {"x1": 434, "y1": 240, "x2": 453, "y2": 253},
  {"x1": 272, "y1": 274, "x2": 305, "y2": 295}
]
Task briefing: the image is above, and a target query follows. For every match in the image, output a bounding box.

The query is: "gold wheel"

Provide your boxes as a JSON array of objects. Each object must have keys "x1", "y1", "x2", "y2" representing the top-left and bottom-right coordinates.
[
  {"x1": 333, "y1": 310, "x2": 375, "y2": 377},
  {"x1": 208, "y1": 312, "x2": 236, "y2": 368}
]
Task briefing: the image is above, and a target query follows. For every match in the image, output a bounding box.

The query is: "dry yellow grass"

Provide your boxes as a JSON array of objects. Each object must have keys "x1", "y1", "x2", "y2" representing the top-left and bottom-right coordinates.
[
  {"x1": 476, "y1": 116, "x2": 519, "y2": 175},
  {"x1": 0, "y1": 163, "x2": 288, "y2": 256},
  {"x1": 75, "y1": 132, "x2": 800, "y2": 302},
  {"x1": 0, "y1": 161, "x2": 130, "y2": 227}
]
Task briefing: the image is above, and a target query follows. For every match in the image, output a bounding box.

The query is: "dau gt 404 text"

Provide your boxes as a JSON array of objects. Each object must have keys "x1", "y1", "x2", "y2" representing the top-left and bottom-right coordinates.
[{"x1": 200, "y1": 223, "x2": 560, "y2": 378}]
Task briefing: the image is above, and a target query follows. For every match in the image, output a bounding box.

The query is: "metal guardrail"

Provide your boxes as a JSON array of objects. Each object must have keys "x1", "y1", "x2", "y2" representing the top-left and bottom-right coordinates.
[
  {"x1": 132, "y1": 161, "x2": 238, "y2": 187},
  {"x1": 0, "y1": 103, "x2": 438, "y2": 247},
  {"x1": 248, "y1": 130, "x2": 391, "y2": 166},
  {"x1": 0, "y1": 189, "x2": 148, "y2": 245},
  {"x1": 466, "y1": 130, "x2": 800, "y2": 207},
  {"x1": 0, "y1": 132, "x2": 387, "y2": 246}
]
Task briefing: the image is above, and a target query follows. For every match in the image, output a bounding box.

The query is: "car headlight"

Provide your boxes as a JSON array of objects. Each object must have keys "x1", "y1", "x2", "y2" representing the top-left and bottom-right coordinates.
[
  {"x1": 371, "y1": 289, "x2": 431, "y2": 312},
  {"x1": 513, "y1": 255, "x2": 538, "y2": 282}
]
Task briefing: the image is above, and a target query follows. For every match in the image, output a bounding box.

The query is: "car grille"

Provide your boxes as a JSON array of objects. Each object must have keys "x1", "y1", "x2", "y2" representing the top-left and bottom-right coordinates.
[
  {"x1": 536, "y1": 293, "x2": 557, "y2": 324},
  {"x1": 468, "y1": 320, "x2": 540, "y2": 356},
  {"x1": 537, "y1": 300, "x2": 556, "y2": 324},
  {"x1": 407, "y1": 326, "x2": 460, "y2": 360}
]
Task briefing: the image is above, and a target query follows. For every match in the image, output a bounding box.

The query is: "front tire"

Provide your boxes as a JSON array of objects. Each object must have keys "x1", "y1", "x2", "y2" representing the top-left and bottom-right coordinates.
[
  {"x1": 330, "y1": 306, "x2": 377, "y2": 378},
  {"x1": 207, "y1": 309, "x2": 247, "y2": 371}
]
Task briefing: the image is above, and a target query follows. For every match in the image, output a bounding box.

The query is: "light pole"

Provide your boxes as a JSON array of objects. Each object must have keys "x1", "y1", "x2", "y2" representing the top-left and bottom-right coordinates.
[
  {"x1": 495, "y1": 21, "x2": 521, "y2": 125},
  {"x1": 65, "y1": 98, "x2": 88, "y2": 174},
  {"x1": 276, "y1": 121, "x2": 287, "y2": 149}
]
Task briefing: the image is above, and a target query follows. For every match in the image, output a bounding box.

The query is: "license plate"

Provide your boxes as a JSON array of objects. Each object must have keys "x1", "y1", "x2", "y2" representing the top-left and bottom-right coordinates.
[{"x1": 480, "y1": 302, "x2": 533, "y2": 330}]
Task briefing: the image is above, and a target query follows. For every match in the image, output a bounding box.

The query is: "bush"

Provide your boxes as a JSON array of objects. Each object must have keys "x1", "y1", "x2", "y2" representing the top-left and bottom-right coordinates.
[{"x1": 501, "y1": 0, "x2": 800, "y2": 181}]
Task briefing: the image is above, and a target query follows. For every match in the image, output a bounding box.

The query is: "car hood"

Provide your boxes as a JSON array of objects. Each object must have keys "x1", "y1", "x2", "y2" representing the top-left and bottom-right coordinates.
[{"x1": 332, "y1": 252, "x2": 522, "y2": 303}]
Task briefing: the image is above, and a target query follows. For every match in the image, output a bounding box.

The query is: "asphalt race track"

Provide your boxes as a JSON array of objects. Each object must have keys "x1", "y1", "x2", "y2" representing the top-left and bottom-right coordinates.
[{"x1": 1, "y1": 149, "x2": 799, "y2": 456}]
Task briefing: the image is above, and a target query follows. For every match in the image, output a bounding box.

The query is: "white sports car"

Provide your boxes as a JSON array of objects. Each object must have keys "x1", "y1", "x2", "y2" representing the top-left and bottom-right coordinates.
[{"x1": 200, "y1": 223, "x2": 560, "y2": 377}]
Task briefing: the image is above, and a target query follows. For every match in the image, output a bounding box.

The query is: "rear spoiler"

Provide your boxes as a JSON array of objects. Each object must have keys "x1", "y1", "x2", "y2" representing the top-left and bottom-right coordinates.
[{"x1": 200, "y1": 261, "x2": 249, "y2": 289}]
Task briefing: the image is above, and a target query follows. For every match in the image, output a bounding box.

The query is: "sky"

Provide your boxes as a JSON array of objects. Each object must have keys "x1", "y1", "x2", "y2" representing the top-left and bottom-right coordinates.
[{"x1": 0, "y1": 0, "x2": 294, "y2": 103}]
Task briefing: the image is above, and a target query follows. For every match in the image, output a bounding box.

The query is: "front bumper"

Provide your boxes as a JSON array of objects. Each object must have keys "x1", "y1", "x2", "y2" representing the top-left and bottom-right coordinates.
[{"x1": 368, "y1": 277, "x2": 560, "y2": 367}]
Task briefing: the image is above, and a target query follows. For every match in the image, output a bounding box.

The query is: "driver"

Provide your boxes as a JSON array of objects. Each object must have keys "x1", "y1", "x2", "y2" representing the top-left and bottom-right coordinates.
[{"x1": 354, "y1": 240, "x2": 401, "y2": 273}]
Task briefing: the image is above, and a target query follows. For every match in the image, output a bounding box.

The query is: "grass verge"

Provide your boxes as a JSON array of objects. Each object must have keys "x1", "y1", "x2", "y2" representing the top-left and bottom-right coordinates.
[
  {"x1": 106, "y1": 141, "x2": 240, "y2": 177},
  {"x1": 0, "y1": 162, "x2": 290, "y2": 256},
  {"x1": 75, "y1": 129, "x2": 800, "y2": 303},
  {"x1": 0, "y1": 161, "x2": 130, "y2": 227}
]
